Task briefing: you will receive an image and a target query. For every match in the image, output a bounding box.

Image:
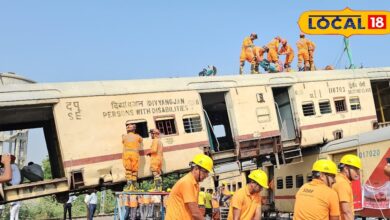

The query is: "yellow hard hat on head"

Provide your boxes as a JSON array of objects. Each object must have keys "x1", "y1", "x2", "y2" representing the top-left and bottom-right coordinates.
[
  {"x1": 192, "y1": 154, "x2": 214, "y2": 173},
  {"x1": 221, "y1": 181, "x2": 228, "y2": 186},
  {"x1": 248, "y1": 169, "x2": 269, "y2": 189},
  {"x1": 167, "y1": 188, "x2": 171, "y2": 192},
  {"x1": 340, "y1": 154, "x2": 361, "y2": 169},
  {"x1": 312, "y1": 159, "x2": 337, "y2": 175}
]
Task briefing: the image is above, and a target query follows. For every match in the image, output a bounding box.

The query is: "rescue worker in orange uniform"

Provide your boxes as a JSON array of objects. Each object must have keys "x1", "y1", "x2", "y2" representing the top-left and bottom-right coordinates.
[
  {"x1": 296, "y1": 33, "x2": 311, "y2": 71},
  {"x1": 332, "y1": 154, "x2": 362, "y2": 220},
  {"x1": 278, "y1": 39, "x2": 295, "y2": 72},
  {"x1": 293, "y1": 159, "x2": 340, "y2": 220},
  {"x1": 146, "y1": 128, "x2": 163, "y2": 191},
  {"x1": 165, "y1": 154, "x2": 214, "y2": 220},
  {"x1": 307, "y1": 39, "x2": 316, "y2": 70},
  {"x1": 122, "y1": 121, "x2": 143, "y2": 191},
  {"x1": 239, "y1": 33, "x2": 258, "y2": 75},
  {"x1": 227, "y1": 169, "x2": 268, "y2": 220},
  {"x1": 253, "y1": 46, "x2": 269, "y2": 73},
  {"x1": 267, "y1": 36, "x2": 282, "y2": 65}
]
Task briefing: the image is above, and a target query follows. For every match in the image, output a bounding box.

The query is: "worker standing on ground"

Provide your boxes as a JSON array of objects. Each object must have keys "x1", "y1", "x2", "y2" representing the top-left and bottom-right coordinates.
[
  {"x1": 239, "y1": 33, "x2": 258, "y2": 75},
  {"x1": 165, "y1": 154, "x2": 214, "y2": 220},
  {"x1": 198, "y1": 187, "x2": 206, "y2": 217},
  {"x1": 147, "y1": 129, "x2": 163, "y2": 191},
  {"x1": 296, "y1": 33, "x2": 310, "y2": 71},
  {"x1": 293, "y1": 159, "x2": 340, "y2": 220},
  {"x1": 122, "y1": 121, "x2": 143, "y2": 191},
  {"x1": 267, "y1": 36, "x2": 282, "y2": 68},
  {"x1": 332, "y1": 154, "x2": 362, "y2": 220},
  {"x1": 227, "y1": 169, "x2": 268, "y2": 220},
  {"x1": 279, "y1": 39, "x2": 295, "y2": 72}
]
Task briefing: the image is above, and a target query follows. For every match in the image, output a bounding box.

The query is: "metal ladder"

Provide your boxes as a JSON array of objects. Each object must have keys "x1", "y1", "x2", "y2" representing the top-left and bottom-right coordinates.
[{"x1": 281, "y1": 146, "x2": 303, "y2": 164}]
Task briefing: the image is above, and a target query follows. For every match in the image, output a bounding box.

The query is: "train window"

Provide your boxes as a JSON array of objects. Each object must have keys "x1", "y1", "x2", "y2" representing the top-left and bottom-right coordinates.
[
  {"x1": 238, "y1": 182, "x2": 242, "y2": 189},
  {"x1": 296, "y1": 175, "x2": 304, "y2": 188},
  {"x1": 134, "y1": 121, "x2": 149, "y2": 138},
  {"x1": 155, "y1": 116, "x2": 177, "y2": 135},
  {"x1": 286, "y1": 176, "x2": 293, "y2": 188},
  {"x1": 276, "y1": 177, "x2": 283, "y2": 189},
  {"x1": 333, "y1": 130, "x2": 343, "y2": 140},
  {"x1": 307, "y1": 174, "x2": 313, "y2": 182},
  {"x1": 302, "y1": 102, "x2": 315, "y2": 116},
  {"x1": 350, "y1": 97, "x2": 361, "y2": 110},
  {"x1": 183, "y1": 115, "x2": 202, "y2": 133},
  {"x1": 334, "y1": 98, "x2": 347, "y2": 112},
  {"x1": 256, "y1": 107, "x2": 271, "y2": 122},
  {"x1": 319, "y1": 100, "x2": 332, "y2": 114}
]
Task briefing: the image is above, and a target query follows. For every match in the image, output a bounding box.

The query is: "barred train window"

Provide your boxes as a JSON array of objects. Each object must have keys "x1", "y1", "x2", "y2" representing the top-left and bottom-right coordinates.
[
  {"x1": 296, "y1": 174, "x2": 304, "y2": 188},
  {"x1": 350, "y1": 97, "x2": 361, "y2": 110},
  {"x1": 334, "y1": 98, "x2": 347, "y2": 112},
  {"x1": 307, "y1": 174, "x2": 313, "y2": 182},
  {"x1": 155, "y1": 116, "x2": 177, "y2": 135},
  {"x1": 302, "y1": 102, "x2": 315, "y2": 116},
  {"x1": 183, "y1": 114, "x2": 202, "y2": 133},
  {"x1": 286, "y1": 176, "x2": 293, "y2": 188},
  {"x1": 277, "y1": 177, "x2": 283, "y2": 189},
  {"x1": 319, "y1": 100, "x2": 332, "y2": 114}
]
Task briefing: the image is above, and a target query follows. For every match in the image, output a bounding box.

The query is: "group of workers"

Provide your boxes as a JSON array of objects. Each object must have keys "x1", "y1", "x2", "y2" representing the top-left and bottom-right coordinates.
[
  {"x1": 239, "y1": 33, "x2": 316, "y2": 74},
  {"x1": 162, "y1": 153, "x2": 362, "y2": 220},
  {"x1": 118, "y1": 191, "x2": 163, "y2": 220},
  {"x1": 122, "y1": 121, "x2": 163, "y2": 191},
  {"x1": 121, "y1": 119, "x2": 363, "y2": 220}
]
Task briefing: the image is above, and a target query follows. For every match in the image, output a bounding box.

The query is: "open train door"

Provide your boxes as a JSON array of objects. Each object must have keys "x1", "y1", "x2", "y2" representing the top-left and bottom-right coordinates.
[{"x1": 200, "y1": 92, "x2": 236, "y2": 158}]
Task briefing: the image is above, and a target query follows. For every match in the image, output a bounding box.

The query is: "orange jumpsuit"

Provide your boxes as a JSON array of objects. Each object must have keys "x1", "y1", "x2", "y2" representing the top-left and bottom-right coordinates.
[
  {"x1": 332, "y1": 173, "x2": 354, "y2": 220},
  {"x1": 150, "y1": 138, "x2": 163, "y2": 175},
  {"x1": 293, "y1": 179, "x2": 340, "y2": 220},
  {"x1": 240, "y1": 37, "x2": 256, "y2": 64},
  {"x1": 307, "y1": 40, "x2": 316, "y2": 70},
  {"x1": 267, "y1": 39, "x2": 280, "y2": 63},
  {"x1": 122, "y1": 132, "x2": 143, "y2": 180},
  {"x1": 296, "y1": 38, "x2": 310, "y2": 69},
  {"x1": 253, "y1": 46, "x2": 266, "y2": 63},
  {"x1": 279, "y1": 44, "x2": 294, "y2": 67}
]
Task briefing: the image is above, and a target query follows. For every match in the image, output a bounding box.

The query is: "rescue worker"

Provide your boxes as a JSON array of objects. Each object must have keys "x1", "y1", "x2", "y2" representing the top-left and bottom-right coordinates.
[
  {"x1": 332, "y1": 154, "x2": 362, "y2": 220},
  {"x1": 267, "y1": 36, "x2": 282, "y2": 67},
  {"x1": 278, "y1": 39, "x2": 295, "y2": 72},
  {"x1": 211, "y1": 190, "x2": 220, "y2": 220},
  {"x1": 128, "y1": 194, "x2": 138, "y2": 220},
  {"x1": 227, "y1": 169, "x2": 268, "y2": 220},
  {"x1": 307, "y1": 38, "x2": 316, "y2": 70},
  {"x1": 146, "y1": 128, "x2": 163, "y2": 191},
  {"x1": 165, "y1": 154, "x2": 214, "y2": 220},
  {"x1": 122, "y1": 121, "x2": 143, "y2": 191},
  {"x1": 253, "y1": 46, "x2": 269, "y2": 73},
  {"x1": 296, "y1": 33, "x2": 310, "y2": 71},
  {"x1": 293, "y1": 159, "x2": 340, "y2": 220},
  {"x1": 220, "y1": 181, "x2": 232, "y2": 206},
  {"x1": 198, "y1": 187, "x2": 206, "y2": 217},
  {"x1": 239, "y1": 33, "x2": 258, "y2": 75}
]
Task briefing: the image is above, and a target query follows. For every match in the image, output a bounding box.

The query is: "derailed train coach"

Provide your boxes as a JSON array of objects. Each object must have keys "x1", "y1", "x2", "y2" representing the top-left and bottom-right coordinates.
[
  {"x1": 272, "y1": 126, "x2": 390, "y2": 219},
  {"x1": 0, "y1": 67, "x2": 389, "y2": 204}
]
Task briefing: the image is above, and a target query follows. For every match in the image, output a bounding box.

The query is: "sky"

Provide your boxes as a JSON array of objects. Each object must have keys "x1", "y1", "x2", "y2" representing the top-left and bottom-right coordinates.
[{"x1": 1, "y1": 0, "x2": 389, "y2": 164}]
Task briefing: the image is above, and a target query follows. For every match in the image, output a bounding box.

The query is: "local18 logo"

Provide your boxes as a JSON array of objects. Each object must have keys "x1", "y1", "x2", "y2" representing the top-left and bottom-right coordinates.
[{"x1": 298, "y1": 8, "x2": 390, "y2": 37}]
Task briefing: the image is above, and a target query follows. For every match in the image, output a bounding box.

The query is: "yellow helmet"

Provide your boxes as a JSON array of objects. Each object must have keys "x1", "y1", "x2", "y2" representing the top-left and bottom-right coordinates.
[
  {"x1": 221, "y1": 181, "x2": 228, "y2": 186},
  {"x1": 167, "y1": 188, "x2": 171, "y2": 192},
  {"x1": 340, "y1": 154, "x2": 362, "y2": 169},
  {"x1": 312, "y1": 159, "x2": 337, "y2": 175},
  {"x1": 192, "y1": 154, "x2": 214, "y2": 173},
  {"x1": 248, "y1": 169, "x2": 269, "y2": 189}
]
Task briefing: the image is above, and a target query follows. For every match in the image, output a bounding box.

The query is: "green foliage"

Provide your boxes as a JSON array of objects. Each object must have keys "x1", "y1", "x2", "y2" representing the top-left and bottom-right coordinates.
[{"x1": 42, "y1": 156, "x2": 52, "y2": 180}]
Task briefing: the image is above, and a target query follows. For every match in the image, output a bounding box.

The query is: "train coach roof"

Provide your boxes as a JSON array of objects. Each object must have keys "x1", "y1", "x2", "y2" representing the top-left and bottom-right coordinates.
[
  {"x1": 321, "y1": 126, "x2": 390, "y2": 153},
  {"x1": 0, "y1": 67, "x2": 390, "y2": 101}
]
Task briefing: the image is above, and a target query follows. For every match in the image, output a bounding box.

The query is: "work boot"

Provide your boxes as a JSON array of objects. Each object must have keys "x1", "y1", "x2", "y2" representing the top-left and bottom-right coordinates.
[
  {"x1": 254, "y1": 64, "x2": 260, "y2": 74},
  {"x1": 250, "y1": 64, "x2": 256, "y2": 74},
  {"x1": 239, "y1": 66, "x2": 244, "y2": 75}
]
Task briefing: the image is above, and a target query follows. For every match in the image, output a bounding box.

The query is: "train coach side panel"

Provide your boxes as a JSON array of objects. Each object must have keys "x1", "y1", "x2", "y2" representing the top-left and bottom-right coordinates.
[
  {"x1": 53, "y1": 91, "x2": 207, "y2": 186},
  {"x1": 293, "y1": 78, "x2": 376, "y2": 147}
]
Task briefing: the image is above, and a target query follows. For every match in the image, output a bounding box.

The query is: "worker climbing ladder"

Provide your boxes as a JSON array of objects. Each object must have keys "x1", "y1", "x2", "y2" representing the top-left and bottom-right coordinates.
[{"x1": 114, "y1": 191, "x2": 169, "y2": 220}]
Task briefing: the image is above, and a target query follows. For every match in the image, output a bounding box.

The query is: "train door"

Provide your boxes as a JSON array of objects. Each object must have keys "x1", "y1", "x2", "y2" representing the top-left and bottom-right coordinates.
[
  {"x1": 272, "y1": 87, "x2": 297, "y2": 143},
  {"x1": 200, "y1": 92, "x2": 235, "y2": 152}
]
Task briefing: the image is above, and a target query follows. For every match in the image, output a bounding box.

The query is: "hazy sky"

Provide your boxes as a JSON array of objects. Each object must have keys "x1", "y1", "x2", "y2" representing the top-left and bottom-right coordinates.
[{"x1": 1, "y1": 0, "x2": 389, "y2": 164}]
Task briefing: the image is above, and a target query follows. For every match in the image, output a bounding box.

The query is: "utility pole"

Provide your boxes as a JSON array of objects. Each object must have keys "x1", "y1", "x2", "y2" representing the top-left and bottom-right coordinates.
[{"x1": 343, "y1": 37, "x2": 355, "y2": 69}]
